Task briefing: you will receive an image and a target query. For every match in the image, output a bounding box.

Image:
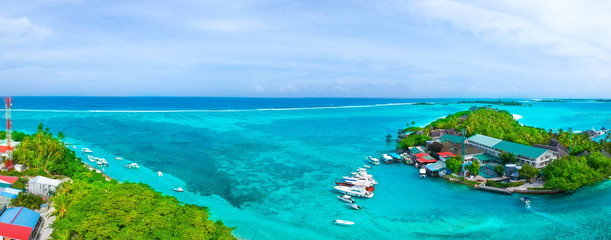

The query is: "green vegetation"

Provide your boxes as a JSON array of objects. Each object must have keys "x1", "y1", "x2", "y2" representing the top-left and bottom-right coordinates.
[
  {"x1": 0, "y1": 130, "x2": 28, "y2": 141},
  {"x1": 494, "y1": 165, "x2": 505, "y2": 177},
  {"x1": 11, "y1": 192, "x2": 44, "y2": 209},
  {"x1": 7, "y1": 123, "x2": 236, "y2": 240},
  {"x1": 445, "y1": 156, "x2": 463, "y2": 174},
  {"x1": 542, "y1": 153, "x2": 610, "y2": 192},
  {"x1": 10, "y1": 177, "x2": 28, "y2": 190},
  {"x1": 466, "y1": 160, "x2": 480, "y2": 176},
  {"x1": 51, "y1": 176, "x2": 235, "y2": 240},
  {"x1": 500, "y1": 152, "x2": 517, "y2": 165},
  {"x1": 518, "y1": 164, "x2": 540, "y2": 182},
  {"x1": 485, "y1": 180, "x2": 524, "y2": 188},
  {"x1": 397, "y1": 134, "x2": 430, "y2": 149}
]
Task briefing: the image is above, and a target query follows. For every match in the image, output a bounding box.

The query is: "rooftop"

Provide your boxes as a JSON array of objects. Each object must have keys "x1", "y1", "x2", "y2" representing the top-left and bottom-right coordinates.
[
  {"x1": 493, "y1": 141, "x2": 548, "y2": 159},
  {"x1": 467, "y1": 134, "x2": 503, "y2": 146},
  {"x1": 439, "y1": 134, "x2": 466, "y2": 144}
]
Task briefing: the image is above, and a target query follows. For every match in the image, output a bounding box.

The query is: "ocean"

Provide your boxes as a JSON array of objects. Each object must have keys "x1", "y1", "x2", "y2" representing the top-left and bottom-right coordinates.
[{"x1": 6, "y1": 97, "x2": 611, "y2": 239}]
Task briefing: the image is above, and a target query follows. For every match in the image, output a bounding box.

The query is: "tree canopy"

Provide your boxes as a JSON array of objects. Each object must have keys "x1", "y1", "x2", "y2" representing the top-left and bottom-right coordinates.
[
  {"x1": 445, "y1": 156, "x2": 463, "y2": 174},
  {"x1": 542, "y1": 153, "x2": 609, "y2": 192}
]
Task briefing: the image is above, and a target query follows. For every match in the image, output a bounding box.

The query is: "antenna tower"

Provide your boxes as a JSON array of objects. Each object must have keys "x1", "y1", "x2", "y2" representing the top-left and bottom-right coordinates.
[{"x1": 4, "y1": 97, "x2": 12, "y2": 169}]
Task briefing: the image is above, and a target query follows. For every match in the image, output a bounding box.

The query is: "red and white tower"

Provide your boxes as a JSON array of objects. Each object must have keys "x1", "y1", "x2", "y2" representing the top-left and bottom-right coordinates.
[{"x1": 4, "y1": 97, "x2": 12, "y2": 169}]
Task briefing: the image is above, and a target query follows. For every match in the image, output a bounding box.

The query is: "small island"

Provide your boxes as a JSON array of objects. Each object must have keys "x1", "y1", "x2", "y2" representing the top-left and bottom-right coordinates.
[{"x1": 396, "y1": 108, "x2": 611, "y2": 193}]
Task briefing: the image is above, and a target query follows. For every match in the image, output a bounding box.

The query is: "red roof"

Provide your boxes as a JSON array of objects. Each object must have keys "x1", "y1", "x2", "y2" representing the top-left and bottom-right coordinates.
[
  {"x1": 438, "y1": 152, "x2": 456, "y2": 158},
  {"x1": 414, "y1": 152, "x2": 428, "y2": 158},
  {"x1": 0, "y1": 222, "x2": 33, "y2": 240},
  {"x1": 0, "y1": 145, "x2": 13, "y2": 153},
  {"x1": 0, "y1": 176, "x2": 18, "y2": 184}
]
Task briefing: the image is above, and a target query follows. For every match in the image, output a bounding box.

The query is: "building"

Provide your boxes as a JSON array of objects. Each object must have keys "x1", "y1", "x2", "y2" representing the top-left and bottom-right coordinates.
[
  {"x1": 0, "y1": 206, "x2": 42, "y2": 240},
  {"x1": 467, "y1": 134, "x2": 557, "y2": 168},
  {"x1": 439, "y1": 134, "x2": 466, "y2": 144},
  {"x1": 425, "y1": 161, "x2": 447, "y2": 177},
  {"x1": 28, "y1": 176, "x2": 61, "y2": 197},
  {"x1": 438, "y1": 142, "x2": 484, "y2": 161},
  {"x1": 0, "y1": 187, "x2": 22, "y2": 207},
  {"x1": 409, "y1": 146, "x2": 437, "y2": 165},
  {"x1": 533, "y1": 138, "x2": 569, "y2": 159},
  {"x1": 0, "y1": 139, "x2": 19, "y2": 160},
  {"x1": 430, "y1": 129, "x2": 458, "y2": 140},
  {"x1": 437, "y1": 152, "x2": 456, "y2": 162},
  {"x1": 0, "y1": 176, "x2": 18, "y2": 188}
]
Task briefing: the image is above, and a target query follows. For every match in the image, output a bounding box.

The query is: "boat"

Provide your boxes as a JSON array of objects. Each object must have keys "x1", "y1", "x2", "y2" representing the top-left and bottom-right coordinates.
[
  {"x1": 158, "y1": 171, "x2": 163, "y2": 177},
  {"x1": 82, "y1": 148, "x2": 93, "y2": 154},
  {"x1": 125, "y1": 163, "x2": 140, "y2": 169},
  {"x1": 381, "y1": 154, "x2": 393, "y2": 164},
  {"x1": 336, "y1": 179, "x2": 375, "y2": 192},
  {"x1": 356, "y1": 167, "x2": 367, "y2": 172},
  {"x1": 419, "y1": 168, "x2": 426, "y2": 178},
  {"x1": 337, "y1": 195, "x2": 355, "y2": 203},
  {"x1": 333, "y1": 219, "x2": 355, "y2": 226},
  {"x1": 346, "y1": 203, "x2": 361, "y2": 210},
  {"x1": 172, "y1": 187, "x2": 184, "y2": 192},
  {"x1": 363, "y1": 165, "x2": 371, "y2": 169},
  {"x1": 115, "y1": 157, "x2": 123, "y2": 160},
  {"x1": 333, "y1": 186, "x2": 374, "y2": 198},
  {"x1": 72, "y1": 146, "x2": 77, "y2": 149},
  {"x1": 520, "y1": 197, "x2": 530, "y2": 206},
  {"x1": 366, "y1": 156, "x2": 380, "y2": 165}
]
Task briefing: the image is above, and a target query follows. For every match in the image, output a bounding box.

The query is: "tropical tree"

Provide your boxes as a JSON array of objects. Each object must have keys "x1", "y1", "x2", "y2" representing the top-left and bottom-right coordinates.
[
  {"x1": 494, "y1": 165, "x2": 505, "y2": 177},
  {"x1": 518, "y1": 164, "x2": 539, "y2": 182},
  {"x1": 500, "y1": 152, "x2": 517, "y2": 165},
  {"x1": 467, "y1": 159, "x2": 480, "y2": 176},
  {"x1": 446, "y1": 156, "x2": 463, "y2": 174}
]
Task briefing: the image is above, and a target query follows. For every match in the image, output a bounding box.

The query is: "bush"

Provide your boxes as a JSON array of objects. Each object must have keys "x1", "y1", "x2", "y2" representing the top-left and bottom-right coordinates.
[
  {"x1": 485, "y1": 180, "x2": 524, "y2": 188},
  {"x1": 11, "y1": 192, "x2": 44, "y2": 209}
]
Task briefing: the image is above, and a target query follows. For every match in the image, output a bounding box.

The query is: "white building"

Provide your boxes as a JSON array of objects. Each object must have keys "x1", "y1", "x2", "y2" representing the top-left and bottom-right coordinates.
[
  {"x1": 467, "y1": 134, "x2": 557, "y2": 168},
  {"x1": 28, "y1": 176, "x2": 61, "y2": 196}
]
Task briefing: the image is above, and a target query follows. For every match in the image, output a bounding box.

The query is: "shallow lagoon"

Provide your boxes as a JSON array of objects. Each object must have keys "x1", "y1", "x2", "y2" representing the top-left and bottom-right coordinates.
[{"x1": 9, "y1": 98, "x2": 611, "y2": 239}]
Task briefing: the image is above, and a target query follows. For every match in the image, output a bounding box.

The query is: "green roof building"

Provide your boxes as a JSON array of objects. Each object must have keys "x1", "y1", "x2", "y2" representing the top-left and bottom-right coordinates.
[
  {"x1": 466, "y1": 134, "x2": 556, "y2": 168},
  {"x1": 439, "y1": 134, "x2": 466, "y2": 144}
]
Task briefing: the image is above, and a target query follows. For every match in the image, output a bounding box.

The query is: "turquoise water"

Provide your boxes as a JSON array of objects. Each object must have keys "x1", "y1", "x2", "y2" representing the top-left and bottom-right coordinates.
[{"x1": 6, "y1": 98, "x2": 611, "y2": 239}]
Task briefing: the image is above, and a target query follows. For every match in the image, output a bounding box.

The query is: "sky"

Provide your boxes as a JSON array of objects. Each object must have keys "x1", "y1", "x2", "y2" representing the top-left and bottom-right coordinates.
[{"x1": 1, "y1": 0, "x2": 611, "y2": 98}]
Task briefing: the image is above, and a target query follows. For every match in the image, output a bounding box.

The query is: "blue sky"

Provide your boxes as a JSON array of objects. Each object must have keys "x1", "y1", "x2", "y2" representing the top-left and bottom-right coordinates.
[{"x1": 1, "y1": 0, "x2": 610, "y2": 98}]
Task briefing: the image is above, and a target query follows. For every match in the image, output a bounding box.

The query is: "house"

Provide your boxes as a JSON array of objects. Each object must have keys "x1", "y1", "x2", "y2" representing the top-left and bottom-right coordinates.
[
  {"x1": 28, "y1": 176, "x2": 61, "y2": 197},
  {"x1": 0, "y1": 206, "x2": 42, "y2": 240},
  {"x1": 438, "y1": 142, "x2": 484, "y2": 161},
  {"x1": 437, "y1": 152, "x2": 456, "y2": 162},
  {"x1": 0, "y1": 187, "x2": 22, "y2": 207},
  {"x1": 425, "y1": 161, "x2": 447, "y2": 177},
  {"x1": 439, "y1": 134, "x2": 466, "y2": 144},
  {"x1": 0, "y1": 176, "x2": 18, "y2": 188},
  {"x1": 430, "y1": 129, "x2": 460, "y2": 140},
  {"x1": 467, "y1": 134, "x2": 557, "y2": 168},
  {"x1": 409, "y1": 146, "x2": 437, "y2": 165},
  {"x1": 533, "y1": 138, "x2": 569, "y2": 159}
]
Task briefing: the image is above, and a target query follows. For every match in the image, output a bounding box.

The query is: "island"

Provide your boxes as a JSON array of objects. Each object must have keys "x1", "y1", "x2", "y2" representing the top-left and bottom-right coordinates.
[
  {"x1": 0, "y1": 124, "x2": 236, "y2": 240},
  {"x1": 396, "y1": 107, "x2": 611, "y2": 193}
]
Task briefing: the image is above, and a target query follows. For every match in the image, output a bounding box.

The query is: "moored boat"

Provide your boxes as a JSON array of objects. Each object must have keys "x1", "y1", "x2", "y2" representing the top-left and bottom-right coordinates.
[
  {"x1": 363, "y1": 165, "x2": 371, "y2": 169},
  {"x1": 333, "y1": 186, "x2": 374, "y2": 198},
  {"x1": 333, "y1": 219, "x2": 355, "y2": 226},
  {"x1": 346, "y1": 203, "x2": 361, "y2": 210},
  {"x1": 158, "y1": 171, "x2": 163, "y2": 177},
  {"x1": 381, "y1": 154, "x2": 393, "y2": 164},
  {"x1": 82, "y1": 148, "x2": 93, "y2": 154},
  {"x1": 173, "y1": 187, "x2": 184, "y2": 192},
  {"x1": 337, "y1": 195, "x2": 355, "y2": 203},
  {"x1": 336, "y1": 179, "x2": 375, "y2": 192},
  {"x1": 419, "y1": 168, "x2": 426, "y2": 178},
  {"x1": 115, "y1": 157, "x2": 123, "y2": 160},
  {"x1": 366, "y1": 156, "x2": 380, "y2": 165}
]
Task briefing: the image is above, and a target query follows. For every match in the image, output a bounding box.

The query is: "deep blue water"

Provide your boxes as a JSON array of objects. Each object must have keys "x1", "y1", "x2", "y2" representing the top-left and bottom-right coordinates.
[{"x1": 4, "y1": 97, "x2": 611, "y2": 240}]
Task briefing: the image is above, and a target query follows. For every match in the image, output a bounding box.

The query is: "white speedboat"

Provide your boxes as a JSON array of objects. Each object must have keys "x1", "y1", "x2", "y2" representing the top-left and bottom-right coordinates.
[
  {"x1": 173, "y1": 187, "x2": 184, "y2": 192},
  {"x1": 346, "y1": 203, "x2": 361, "y2": 210},
  {"x1": 356, "y1": 167, "x2": 367, "y2": 172},
  {"x1": 115, "y1": 157, "x2": 123, "y2": 160},
  {"x1": 125, "y1": 163, "x2": 140, "y2": 169},
  {"x1": 363, "y1": 165, "x2": 371, "y2": 169},
  {"x1": 158, "y1": 171, "x2": 163, "y2": 177},
  {"x1": 333, "y1": 186, "x2": 374, "y2": 198},
  {"x1": 419, "y1": 168, "x2": 427, "y2": 178},
  {"x1": 72, "y1": 146, "x2": 77, "y2": 149},
  {"x1": 337, "y1": 195, "x2": 355, "y2": 203},
  {"x1": 333, "y1": 219, "x2": 355, "y2": 226},
  {"x1": 82, "y1": 148, "x2": 93, "y2": 154},
  {"x1": 366, "y1": 156, "x2": 380, "y2": 165}
]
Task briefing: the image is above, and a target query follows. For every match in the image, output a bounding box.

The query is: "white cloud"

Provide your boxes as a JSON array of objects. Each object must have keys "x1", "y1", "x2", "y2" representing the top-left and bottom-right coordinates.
[
  {"x1": 278, "y1": 85, "x2": 298, "y2": 92},
  {"x1": 0, "y1": 17, "x2": 50, "y2": 45}
]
